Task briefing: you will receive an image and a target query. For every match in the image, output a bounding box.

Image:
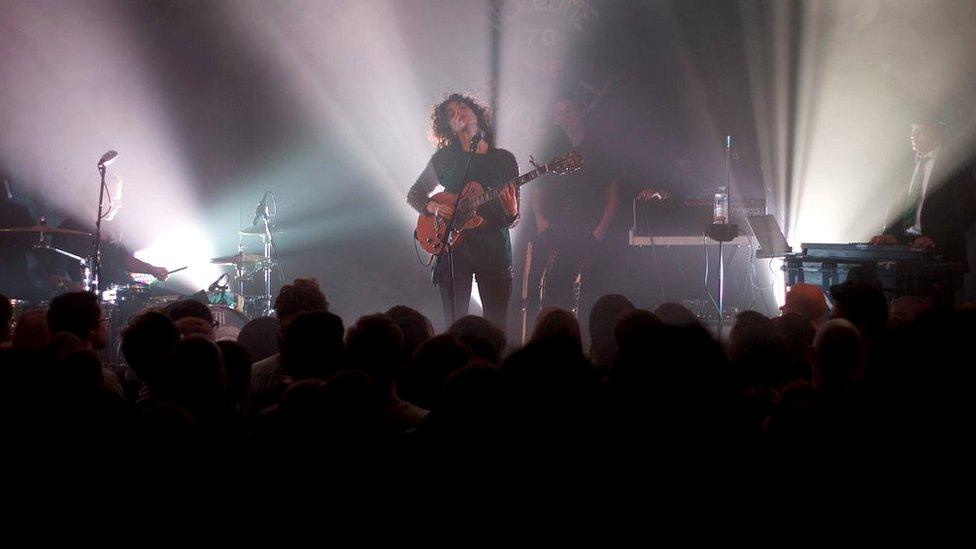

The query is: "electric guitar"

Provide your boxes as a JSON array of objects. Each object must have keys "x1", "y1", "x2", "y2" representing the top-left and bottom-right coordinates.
[{"x1": 415, "y1": 151, "x2": 583, "y2": 255}]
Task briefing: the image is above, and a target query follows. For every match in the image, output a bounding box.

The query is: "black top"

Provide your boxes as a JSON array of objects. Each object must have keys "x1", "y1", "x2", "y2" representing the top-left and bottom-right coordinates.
[
  {"x1": 408, "y1": 141, "x2": 520, "y2": 272},
  {"x1": 52, "y1": 216, "x2": 131, "y2": 288},
  {"x1": 536, "y1": 134, "x2": 614, "y2": 235}
]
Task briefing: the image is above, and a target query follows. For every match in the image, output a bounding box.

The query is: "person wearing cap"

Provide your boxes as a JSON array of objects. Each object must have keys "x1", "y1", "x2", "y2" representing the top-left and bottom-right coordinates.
[{"x1": 780, "y1": 283, "x2": 828, "y2": 331}]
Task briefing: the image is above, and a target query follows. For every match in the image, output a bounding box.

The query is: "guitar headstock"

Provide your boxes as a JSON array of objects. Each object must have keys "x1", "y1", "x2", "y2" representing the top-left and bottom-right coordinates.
[{"x1": 547, "y1": 151, "x2": 583, "y2": 176}]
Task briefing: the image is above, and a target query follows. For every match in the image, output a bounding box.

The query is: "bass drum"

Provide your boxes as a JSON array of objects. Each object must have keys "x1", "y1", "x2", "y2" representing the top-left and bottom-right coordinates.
[{"x1": 208, "y1": 304, "x2": 249, "y2": 341}]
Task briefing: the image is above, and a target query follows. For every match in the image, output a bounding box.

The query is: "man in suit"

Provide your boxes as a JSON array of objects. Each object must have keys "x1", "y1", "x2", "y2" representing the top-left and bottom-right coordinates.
[{"x1": 871, "y1": 115, "x2": 976, "y2": 263}]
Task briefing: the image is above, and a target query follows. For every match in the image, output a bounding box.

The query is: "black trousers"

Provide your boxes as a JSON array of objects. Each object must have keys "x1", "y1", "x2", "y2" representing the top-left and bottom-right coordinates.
[{"x1": 434, "y1": 252, "x2": 512, "y2": 333}]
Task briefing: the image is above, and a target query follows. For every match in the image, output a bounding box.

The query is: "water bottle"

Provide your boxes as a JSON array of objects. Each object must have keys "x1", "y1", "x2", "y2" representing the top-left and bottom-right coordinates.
[{"x1": 713, "y1": 186, "x2": 728, "y2": 224}]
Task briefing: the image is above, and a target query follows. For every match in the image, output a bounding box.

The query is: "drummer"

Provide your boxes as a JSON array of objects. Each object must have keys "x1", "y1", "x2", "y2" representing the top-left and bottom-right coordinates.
[
  {"x1": 48, "y1": 214, "x2": 169, "y2": 293},
  {"x1": 49, "y1": 172, "x2": 168, "y2": 291}
]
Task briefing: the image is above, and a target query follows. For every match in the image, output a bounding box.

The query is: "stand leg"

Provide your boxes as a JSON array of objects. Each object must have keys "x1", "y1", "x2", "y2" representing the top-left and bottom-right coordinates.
[
  {"x1": 263, "y1": 237, "x2": 272, "y2": 316},
  {"x1": 717, "y1": 241, "x2": 725, "y2": 341}
]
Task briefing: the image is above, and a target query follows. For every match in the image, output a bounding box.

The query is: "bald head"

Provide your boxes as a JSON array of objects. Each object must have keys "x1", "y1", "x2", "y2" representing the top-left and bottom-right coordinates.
[{"x1": 781, "y1": 284, "x2": 828, "y2": 328}]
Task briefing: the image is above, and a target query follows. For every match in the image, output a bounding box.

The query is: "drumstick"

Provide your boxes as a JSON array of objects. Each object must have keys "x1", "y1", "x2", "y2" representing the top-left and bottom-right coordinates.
[{"x1": 167, "y1": 266, "x2": 189, "y2": 275}]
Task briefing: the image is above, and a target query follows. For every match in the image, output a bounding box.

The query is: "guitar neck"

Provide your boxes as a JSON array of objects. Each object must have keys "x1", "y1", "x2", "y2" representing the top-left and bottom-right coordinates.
[{"x1": 469, "y1": 165, "x2": 550, "y2": 210}]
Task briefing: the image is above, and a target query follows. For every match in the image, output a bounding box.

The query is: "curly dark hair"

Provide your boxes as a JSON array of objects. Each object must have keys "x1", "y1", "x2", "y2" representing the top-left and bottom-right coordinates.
[
  {"x1": 429, "y1": 93, "x2": 493, "y2": 149},
  {"x1": 274, "y1": 278, "x2": 329, "y2": 324}
]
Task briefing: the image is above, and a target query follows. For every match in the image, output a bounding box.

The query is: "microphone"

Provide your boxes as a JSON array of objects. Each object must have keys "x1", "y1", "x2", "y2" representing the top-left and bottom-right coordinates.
[
  {"x1": 97, "y1": 150, "x2": 119, "y2": 167},
  {"x1": 252, "y1": 191, "x2": 270, "y2": 226},
  {"x1": 469, "y1": 129, "x2": 484, "y2": 153}
]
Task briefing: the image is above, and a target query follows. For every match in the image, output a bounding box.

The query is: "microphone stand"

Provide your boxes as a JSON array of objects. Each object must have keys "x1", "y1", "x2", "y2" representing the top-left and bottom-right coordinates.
[
  {"x1": 91, "y1": 163, "x2": 109, "y2": 297},
  {"x1": 258, "y1": 196, "x2": 282, "y2": 316},
  {"x1": 264, "y1": 191, "x2": 285, "y2": 286},
  {"x1": 242, "y1": 191, "x2": 284, "y2": 316},
  {"x1": 440, "y1": 133, "x2": 480, "y2": 324},
  {"x1": 260, "y1": 215, "x2": 274, "y2": 315},
  {"x1": 704, "y1": 135, "x2": 738, "y2": 341},
  {"x1": 719, "y1": 136, "x2": 731, "y2": 339}
]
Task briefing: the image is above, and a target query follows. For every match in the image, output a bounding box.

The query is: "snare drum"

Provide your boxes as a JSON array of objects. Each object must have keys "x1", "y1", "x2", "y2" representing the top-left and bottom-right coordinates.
[
  {"x1": 116, "y1": 283, "x2": 152, "y2": 308},
  {"x1": 209, "y1": 304, "x2": 249, "y2": 341}
]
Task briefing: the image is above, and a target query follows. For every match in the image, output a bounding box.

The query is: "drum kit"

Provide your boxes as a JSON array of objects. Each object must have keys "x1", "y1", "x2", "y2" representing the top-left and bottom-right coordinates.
[
  {"x1": 1, "y1": 192, "x2": 282, "y2": 363},
  {"x1": 207, "y1": 191, "x2": 282, "y2": 319},
  {"x1": 0, "y1": 218, "x2": 94, "y2": 288}
]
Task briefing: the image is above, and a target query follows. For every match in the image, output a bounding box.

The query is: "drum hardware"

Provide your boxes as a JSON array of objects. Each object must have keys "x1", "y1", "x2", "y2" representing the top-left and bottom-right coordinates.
[
  {"x1": 31, "y1": 241, "x2": 88, "y2": 263},
  {"x1": 213, "y1": 190, "x2": 284, "y2": 317},
  {"x1": 206, "y1": 246, "x2": 274, "y2": 317},
  {"x1": 0, "y1": 221, "x2": 93, "y2": 237},
  {"x1": 31, "y1": 240, "x2": 93, "y2": 292}
]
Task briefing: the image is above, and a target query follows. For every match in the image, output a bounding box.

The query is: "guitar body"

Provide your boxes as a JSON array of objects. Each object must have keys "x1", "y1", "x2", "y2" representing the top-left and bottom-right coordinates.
[
  {"x1": 413, "y1": 150, "x2": 583, "y2": 256},
  {"x1": 415, "y1": 181, "x2": 486, "y2": 255}
]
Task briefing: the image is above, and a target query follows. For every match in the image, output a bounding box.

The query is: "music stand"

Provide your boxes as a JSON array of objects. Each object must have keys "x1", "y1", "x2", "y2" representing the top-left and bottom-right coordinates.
[{"x1": 746, "y1": 214, "x2": 792, "y2": 258}]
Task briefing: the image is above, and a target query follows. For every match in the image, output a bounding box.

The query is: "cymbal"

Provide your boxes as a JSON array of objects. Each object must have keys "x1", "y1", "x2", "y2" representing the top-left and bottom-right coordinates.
[
  {"x1": 238, "y1": 223, "x2": 278, "y2": 235},
  {"x1": 0, "y1": 225, "x2": 92, "y2": 236},
  {"x1": 210, "y1": 252, "x2": 267, "y2": 265}
]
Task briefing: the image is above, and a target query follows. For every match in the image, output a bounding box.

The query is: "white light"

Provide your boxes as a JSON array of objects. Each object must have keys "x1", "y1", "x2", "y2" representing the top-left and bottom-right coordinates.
[
  {"x1": 769, "y1": 258, "x2": 786, "y2": 309},
  {"x1": 135, "y1": 224, "x2": 222, "y2": 292}
]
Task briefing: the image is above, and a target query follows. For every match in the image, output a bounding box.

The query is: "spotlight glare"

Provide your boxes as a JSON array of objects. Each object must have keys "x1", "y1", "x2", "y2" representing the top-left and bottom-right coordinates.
[{"x1": 134, "y1": 224, "x2": 222, "y2": 292}]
